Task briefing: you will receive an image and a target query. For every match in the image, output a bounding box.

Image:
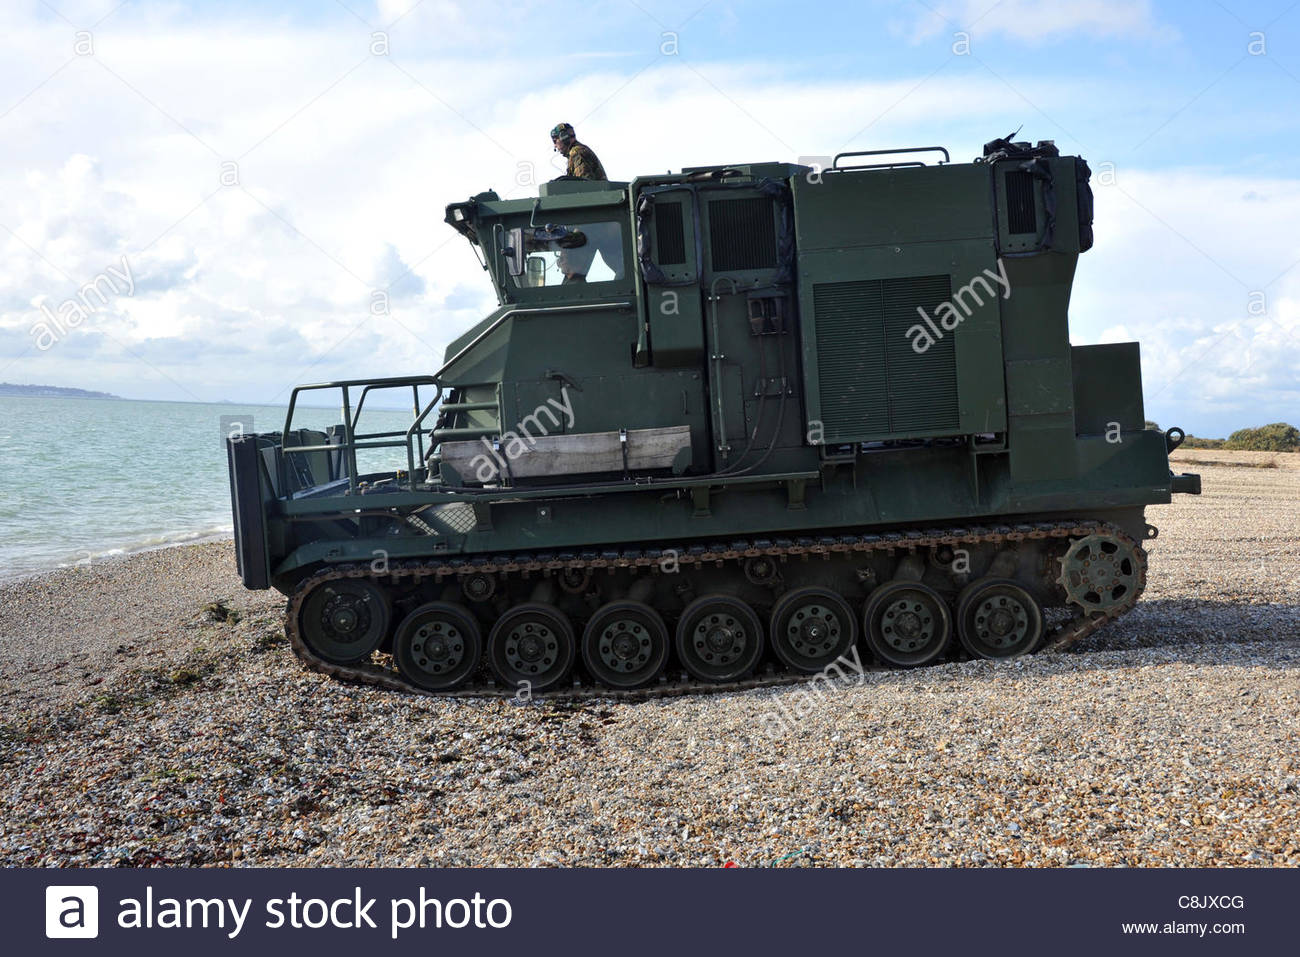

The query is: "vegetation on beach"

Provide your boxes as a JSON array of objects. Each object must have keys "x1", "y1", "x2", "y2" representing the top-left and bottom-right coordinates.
[{"x1": 1172, "y1": 423, "x2": 1299, "y2": 452}]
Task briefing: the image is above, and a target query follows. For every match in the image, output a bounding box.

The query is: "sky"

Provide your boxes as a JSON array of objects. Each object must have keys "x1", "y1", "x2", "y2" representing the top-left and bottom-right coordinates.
[{"x1": 0, "y1": 0, "x2": 1297, "y2": 436}]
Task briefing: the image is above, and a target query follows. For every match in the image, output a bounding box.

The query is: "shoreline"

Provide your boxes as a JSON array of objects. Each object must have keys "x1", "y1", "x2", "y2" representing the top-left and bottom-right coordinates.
[{"x1": 0, "y1": 528, "x2": 235, "y2": 585}]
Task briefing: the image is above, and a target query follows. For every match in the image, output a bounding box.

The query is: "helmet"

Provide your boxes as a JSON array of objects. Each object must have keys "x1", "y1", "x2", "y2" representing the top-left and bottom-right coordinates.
[{"x1": 550, "y1": 122, "x2": 575, "y2": 141}]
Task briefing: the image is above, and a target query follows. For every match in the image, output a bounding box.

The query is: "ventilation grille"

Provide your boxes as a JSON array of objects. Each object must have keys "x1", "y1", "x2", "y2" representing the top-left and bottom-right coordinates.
[
  {"x1": 655, "y1": 202, "x2": 687, "y2": 265},
  {"x1": 708, "y1": 198, "x2": 777, "y2": 271},
  {"x1": 1005, "y1": 170, "x2": 1037, "y2": 234},
  {"x1": 813, "y1": 275, "x2": 959, "y2": 440},
  {"x1": 428, "y1": 503, "x2": 477, "y2": 534},
  {"x1": 813, "y1": 282, "x2": 888, "y2": 437}
]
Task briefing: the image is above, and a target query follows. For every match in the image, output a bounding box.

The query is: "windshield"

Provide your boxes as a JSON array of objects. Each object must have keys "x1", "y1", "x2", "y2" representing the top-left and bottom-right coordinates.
[{"x1": 513, "y1": 220, "x2": 626, "y2": 287}]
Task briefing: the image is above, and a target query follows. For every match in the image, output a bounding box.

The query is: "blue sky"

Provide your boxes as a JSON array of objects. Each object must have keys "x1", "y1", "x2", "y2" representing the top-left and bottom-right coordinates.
[{"x1": 0, "y1": 0, "x2": 1297, "y2": 436}]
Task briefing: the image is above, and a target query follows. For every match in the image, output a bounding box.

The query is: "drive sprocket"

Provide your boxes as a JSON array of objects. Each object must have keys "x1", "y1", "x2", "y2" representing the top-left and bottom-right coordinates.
[{"x1": 1055, "y1": 533, "x2": 1144, "y2": 617}]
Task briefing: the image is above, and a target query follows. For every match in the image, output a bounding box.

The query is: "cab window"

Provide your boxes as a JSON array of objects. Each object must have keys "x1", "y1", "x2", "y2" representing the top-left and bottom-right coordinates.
[{"x1": 511, "y1": 220, "x2": 626, "y2": 287}]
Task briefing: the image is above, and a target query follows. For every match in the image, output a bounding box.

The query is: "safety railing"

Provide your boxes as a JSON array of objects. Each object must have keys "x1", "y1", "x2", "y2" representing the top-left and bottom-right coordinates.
[
  {"x1": 282, "y1": 375, "x2": 441, "y2": 494},
  {"x1": 831, "y1": 147, "x2": 951, "y2": 171}
]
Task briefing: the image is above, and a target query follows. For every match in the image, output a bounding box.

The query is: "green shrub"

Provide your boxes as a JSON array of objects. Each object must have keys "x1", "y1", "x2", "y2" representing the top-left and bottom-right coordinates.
[
  {"x1": 1222, "y1": 423, "x2": 1299, "y2": 452},
  {"x1": 1181, "y1": 436, "x2": 1225, "y2": 449},
  {"x1": 1144, "y1": 420, "x2": 1160, "y2": 431}
]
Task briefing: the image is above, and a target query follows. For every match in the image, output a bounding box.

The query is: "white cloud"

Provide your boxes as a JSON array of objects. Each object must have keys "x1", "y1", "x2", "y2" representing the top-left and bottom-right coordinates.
[
  {"x1": 1070, "y1": 169, "x2": 1300, "y2": 435},
  {"x1": 0, "y1": 7, "x2": 1074, "y2": 404},
  {"x1": 0, "y1": 3, "x2": 1292, "y2": 438},
  {"x1": 904, "y1": 0, "x2": 1170, "y2": 44}
]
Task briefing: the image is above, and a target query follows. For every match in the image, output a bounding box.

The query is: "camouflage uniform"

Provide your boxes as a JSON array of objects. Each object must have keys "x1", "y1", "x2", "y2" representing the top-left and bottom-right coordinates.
[{"x1": 566, "y1": 141, "x2": 607, "y2": 181}]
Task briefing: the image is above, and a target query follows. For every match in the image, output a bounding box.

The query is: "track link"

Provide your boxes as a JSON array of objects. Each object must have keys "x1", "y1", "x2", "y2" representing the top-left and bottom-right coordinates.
[{"x1": 283, "y1": 519, "x2": 1147, "y2": 700}]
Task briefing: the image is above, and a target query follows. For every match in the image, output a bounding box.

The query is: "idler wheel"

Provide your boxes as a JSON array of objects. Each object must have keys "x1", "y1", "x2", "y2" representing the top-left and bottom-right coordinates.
[
  {"x1": 394, "y1": 601, "x2": 482, "y2": 691},
  {"x1": 582, "y1": 600, "x2": 670, "y2": 689},
  {"x1": 487, "y1": 603, "x2": 575, "y2": 694},
  {"x1": 1056, "y1": 533, "x2": 1142, "y2": 615},
  {"x1": 769, "y1": 586, "x2": 857, "y2": 674},
  {"x1": 298, "y1": 579, "x2": 391, "y2": 665},
  {"x1": 956, "y1": 579, "x2": 1044, "y2": 659},
  {"x1": 675, "y1": 595, "x2": 764, "y2": 682},
  {"x1": 863, "y1": 581, "x2": 952, "y2": 667}
]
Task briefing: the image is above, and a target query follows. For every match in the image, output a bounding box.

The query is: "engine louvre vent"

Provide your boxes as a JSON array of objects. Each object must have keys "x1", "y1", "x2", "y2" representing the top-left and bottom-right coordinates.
[
  {"x1": 708, "y1": 198, "x2": 777, "y2": 271},
  {"x1": 1005, "y1": 170, "x2": 1037, "y2": 234},
  {"x1": 812, "y1": 275, "x2": 959, "y2": 441},
  {"x1": 812, "y1": 281, "x2": 888, "y2": 437},
  {"x1": 880, "y1": 276, "x2": 960, "y2": 433},
  {"x1": 655, "y1": 202, "x2": 687, "y2": 265}
]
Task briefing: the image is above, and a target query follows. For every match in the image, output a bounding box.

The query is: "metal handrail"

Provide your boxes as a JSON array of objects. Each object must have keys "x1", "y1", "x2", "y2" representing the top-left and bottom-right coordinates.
[
  {"x1": 288, "y1": 373, "x2": 442, "y2": 395},
  {"x1": 352, "y1": 380, "x2": 441, "y2": 484},
  {"x1": 832, "y1": 146, "x2": 950, "y2": 170},
  {"x1": 429, "y1": 425, "x2": 499, "y2": 440},
  {"x1": 406, "y1": 395, "x2": 451, "y2": 479},
  {"x1": 287, "y1": 439, "x2": 410, "y2": 455},
  {"x1": 283, "y1": 375, "x2": 441, "y2": 494},
  {"x1": 351, "y1": 381, "x2": 427, "y2": 431},
  {"x1": 283, "y1": 374, "x2": 441, "y2": 441},
  {"x1": 831, "y1": 160, "x2": 926, "y2": 171}
]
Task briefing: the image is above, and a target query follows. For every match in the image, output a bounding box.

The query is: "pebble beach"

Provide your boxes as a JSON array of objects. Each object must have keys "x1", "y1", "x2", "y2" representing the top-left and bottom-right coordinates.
[{"x1": 1, "y1": 452, "x2": 1297, "y2": 867}]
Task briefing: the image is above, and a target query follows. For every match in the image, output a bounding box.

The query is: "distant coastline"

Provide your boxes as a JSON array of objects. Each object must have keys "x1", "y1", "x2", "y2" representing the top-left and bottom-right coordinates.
[{"x1": 0, "y1": 382, "x2": 120, "y2": 399}]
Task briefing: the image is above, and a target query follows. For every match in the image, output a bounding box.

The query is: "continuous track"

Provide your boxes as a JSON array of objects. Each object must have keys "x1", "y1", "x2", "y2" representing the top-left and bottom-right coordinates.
[{"x1": 283, "y1": 519, "x2": 1147, "y2": 700}]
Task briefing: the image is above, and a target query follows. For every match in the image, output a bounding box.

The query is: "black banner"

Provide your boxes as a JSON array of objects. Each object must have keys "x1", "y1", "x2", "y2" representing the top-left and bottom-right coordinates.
[{"x1": 8, "y1": 867, "x2": 1291, "y2": 954}]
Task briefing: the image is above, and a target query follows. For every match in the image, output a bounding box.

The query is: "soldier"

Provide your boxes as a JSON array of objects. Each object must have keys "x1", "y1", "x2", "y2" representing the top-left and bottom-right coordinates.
[{"x1": 550, "y1": 123, "x2": 608, "y2": 181}]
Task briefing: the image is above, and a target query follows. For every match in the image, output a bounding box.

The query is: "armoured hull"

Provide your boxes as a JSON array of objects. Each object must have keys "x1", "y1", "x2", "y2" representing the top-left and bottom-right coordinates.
[{"x1": 227, "y1": 135, "x2": 1200, "y2": 696}]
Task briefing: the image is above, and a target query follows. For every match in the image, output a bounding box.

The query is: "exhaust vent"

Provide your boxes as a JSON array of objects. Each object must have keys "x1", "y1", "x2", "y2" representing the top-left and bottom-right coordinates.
[
  {"x1": 1005, "y1": 170, "x2": 1037, "y2": 235},
  {"x1": 708, "y1": 198, "x2": 776, "y2": 271},
  {"x1": 655, "y1": 202, "x2": 687, "y2": 265}
]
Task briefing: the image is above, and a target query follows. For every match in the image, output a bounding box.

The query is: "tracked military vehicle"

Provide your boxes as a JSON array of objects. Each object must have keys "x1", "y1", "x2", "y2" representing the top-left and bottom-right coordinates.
[{"x1": 227, "y1": 134, "x2": 1201, "y2": 697}]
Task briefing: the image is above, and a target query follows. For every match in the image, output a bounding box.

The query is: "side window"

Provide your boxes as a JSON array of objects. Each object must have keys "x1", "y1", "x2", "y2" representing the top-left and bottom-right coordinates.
[{"x1": 513, "y1": 220, "x2": 626, "y2": 287}]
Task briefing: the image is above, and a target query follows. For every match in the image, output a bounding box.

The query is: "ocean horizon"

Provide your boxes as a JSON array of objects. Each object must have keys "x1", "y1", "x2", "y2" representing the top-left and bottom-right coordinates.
[{"x1": 0, "y1": 394, "x2": 413, "y2": 580}]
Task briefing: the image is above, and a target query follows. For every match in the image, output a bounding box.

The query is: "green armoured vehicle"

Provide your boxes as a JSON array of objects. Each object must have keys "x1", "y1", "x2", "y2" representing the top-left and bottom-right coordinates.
[{"x1": 227, "y1": 134, "x2": 1201, "y2": 697}]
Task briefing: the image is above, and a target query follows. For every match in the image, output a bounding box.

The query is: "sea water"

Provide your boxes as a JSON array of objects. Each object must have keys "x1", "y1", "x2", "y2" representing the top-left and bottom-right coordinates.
[{"x1": 0, "y1": 395, "x2": 414, "y2": 579}]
